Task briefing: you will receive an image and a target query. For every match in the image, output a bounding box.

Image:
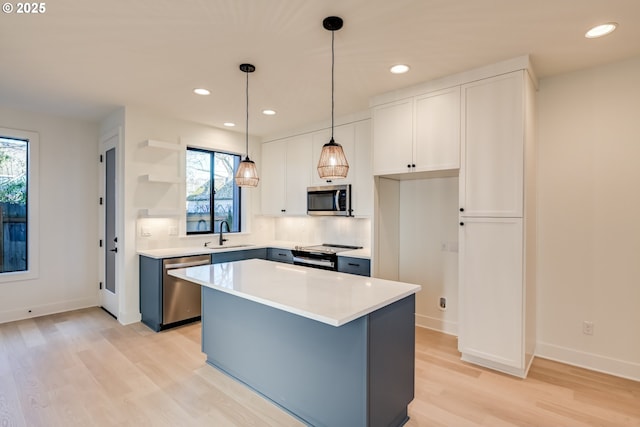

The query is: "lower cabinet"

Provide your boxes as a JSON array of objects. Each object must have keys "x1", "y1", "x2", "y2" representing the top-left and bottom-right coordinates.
[
  {"x1": 267, "y1": 248, "x2": 293, "y2": 264},
  {"x1": 458, "y1": 217, "x2": 534, "y2": 377},
  {"x1": 139, "y1": 254, "x2": 211, "y2": 332},
  {"x1": 212, "y1": 248, "x2": 267, "y2": 264},
  {"x1": 337, "y1": 256, "x2": 371, "y2": 277},
  {"x1": 140, "y1": 248, "x2": 372, "y2": 333}
]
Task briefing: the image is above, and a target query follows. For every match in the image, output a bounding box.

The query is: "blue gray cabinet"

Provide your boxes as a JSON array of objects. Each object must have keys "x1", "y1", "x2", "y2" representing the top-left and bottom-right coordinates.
[
  {"x1": 140, "y1": 249, "x2": 267, "y2": 332},
  {"x1": 266, "y1": 247, "x2": 293, "y2": 264},
  {"x1": 202, "y1": 287, "x2": 415, "y2": 426},
  {"x1": 338, "y1": 256, "x2": 371, "y2": 276},
  {"x1": 139, "y1": 255, "x2": 163, "y2": 331},
  {"x1": 212, "y1": 248, "x2": 267, "y2": 264},
  {"x1": 139, "y1": 254, "x2": 211, "y2": 332}
]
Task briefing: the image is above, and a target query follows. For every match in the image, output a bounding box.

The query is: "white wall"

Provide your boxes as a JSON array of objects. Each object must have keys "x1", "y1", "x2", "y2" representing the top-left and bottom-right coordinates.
[
  {"x1": 399, "y1": 178, "x2": 459, "y2": 335},
  {"x1": 536, "y1": 56, "x2": 640, "y2": 380},
  {"x1": 0, "y1": 107, "x2": 99, "y2": 323}
]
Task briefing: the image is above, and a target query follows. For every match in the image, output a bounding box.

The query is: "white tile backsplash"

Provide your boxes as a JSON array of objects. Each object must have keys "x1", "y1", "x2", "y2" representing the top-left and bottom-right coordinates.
[
  {"x1": 136, "y1": 215, "x2": 370, "y2": 250},
  {"x1": 274, "y1": 216, "x2": 371, "y2": 248}
]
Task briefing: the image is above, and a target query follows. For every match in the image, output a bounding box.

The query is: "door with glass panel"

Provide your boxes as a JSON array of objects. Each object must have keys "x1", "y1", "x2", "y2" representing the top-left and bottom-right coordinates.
[{"x1": 100, "y1": 131, "x2": 119, "y2": 317}]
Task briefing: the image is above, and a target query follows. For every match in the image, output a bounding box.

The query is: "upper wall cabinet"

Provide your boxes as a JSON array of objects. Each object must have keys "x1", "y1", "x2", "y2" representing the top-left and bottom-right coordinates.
[
  {"x1": 261, "y1": 134, "x2": 312, "y2": 216},
  {"x1": 261, "y1": 120, "x2": 373, "y2": 217},
  {"x1": 352, "y1": 120, "x2": 373, "y2": 217},
  {"x1": 371, "y1": 99, "x2": 413, "y2": 176},
  {"x1": 372, "y1": 87, "x2": 460, "y2": 176},
  {"x1": 459, "y1": 72, "x2": 524, "y2": 218}
]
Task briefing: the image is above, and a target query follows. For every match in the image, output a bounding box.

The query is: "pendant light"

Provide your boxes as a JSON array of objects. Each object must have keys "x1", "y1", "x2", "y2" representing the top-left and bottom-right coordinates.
[
  {"x1": 235, "y1": 63, "x2": 259, "y2": 187},
  {"x1": 317, "y1": 16, "x2": 349, "y2": 180}
]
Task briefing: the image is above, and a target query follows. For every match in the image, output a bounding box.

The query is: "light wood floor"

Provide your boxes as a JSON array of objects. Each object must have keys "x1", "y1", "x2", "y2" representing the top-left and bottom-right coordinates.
[{"x1": 0, "y1": 308, "x2": 638, "y2": 426}]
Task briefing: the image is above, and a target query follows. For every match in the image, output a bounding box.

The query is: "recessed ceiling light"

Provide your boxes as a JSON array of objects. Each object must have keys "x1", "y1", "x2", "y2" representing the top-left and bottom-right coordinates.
[
  {"x1": 390, "y1": 64, "x2": 410, "y2": 74},
  {"x1": 223, "y1": 122, "x2": 235, "y2": 127},
  {"x1": 193, "y1": 88, "x2": 211, "y2": 96},
  {"x1": 262, "y1": 109, "x2": 277, "y2": 116},
  {"x1": 585, "y1": 22, "x2": 618, "y2": 38}
]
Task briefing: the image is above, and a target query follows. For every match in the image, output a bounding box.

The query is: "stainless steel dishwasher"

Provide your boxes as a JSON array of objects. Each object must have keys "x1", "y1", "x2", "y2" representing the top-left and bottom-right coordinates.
[{"x1": 162, "y1": 255, "x2": 210, "y2": 325}]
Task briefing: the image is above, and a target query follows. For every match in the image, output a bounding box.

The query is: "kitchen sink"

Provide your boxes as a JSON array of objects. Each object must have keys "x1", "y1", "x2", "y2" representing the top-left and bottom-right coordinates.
[{"x1": 206, "y1": 244, "x2": 255, "y2": 250}]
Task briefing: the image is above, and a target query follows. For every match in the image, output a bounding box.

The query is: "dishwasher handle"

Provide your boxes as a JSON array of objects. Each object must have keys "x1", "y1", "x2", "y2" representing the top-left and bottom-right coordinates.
[{"x1": 164, "y1": 260, "x2": 210, "y2": 269}]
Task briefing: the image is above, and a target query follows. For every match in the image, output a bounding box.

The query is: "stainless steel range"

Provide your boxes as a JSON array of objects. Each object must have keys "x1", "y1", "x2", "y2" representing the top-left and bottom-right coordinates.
[{"x1": 291, "y1": 243, "x2": 363, "y2": 271}]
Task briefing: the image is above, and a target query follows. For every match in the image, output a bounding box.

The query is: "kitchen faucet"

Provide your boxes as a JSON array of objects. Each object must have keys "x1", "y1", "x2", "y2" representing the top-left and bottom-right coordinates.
[{"x1": 219, "y1": 220, "x2": 230, "y2": 246}]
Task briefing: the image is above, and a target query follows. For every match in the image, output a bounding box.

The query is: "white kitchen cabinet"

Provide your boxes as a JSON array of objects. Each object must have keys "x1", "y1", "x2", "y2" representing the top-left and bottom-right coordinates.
[
  {"x1": 311, "y1": 124, "x2": 356, "y2": 186},
  {"x1": 457, "y1": 69, "x2": 536, "y2": 378},
  {"x1": 458, "y1": 217, "x2": 524, "y2": 371},
  {"x1": 372, "y1": 87, "x2": 460, "y2": 176},
  {"x1": 459, "y1": 72, "x2": 524, "y2": 217},
  {"x1": 372, "y1": 99, "x2": 413, "y2": 176},
  {"x1": 261, "y1": 140, "x2": 286, "y2": 215},
  {"x1": 261, "y1": 135, "x2": 312, "y2": 216},
  {"x1": 353, "y1": 120, "x2": 373, "y2": 217},
  {"x1": 414, "y1": 87, "x2": 461, "y2": 172}
]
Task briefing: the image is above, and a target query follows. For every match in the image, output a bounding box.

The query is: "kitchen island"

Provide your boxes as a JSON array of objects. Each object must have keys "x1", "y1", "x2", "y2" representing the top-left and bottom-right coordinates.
[{"x1": 169, "y1": 259, "x2": 421, "y2": 427}]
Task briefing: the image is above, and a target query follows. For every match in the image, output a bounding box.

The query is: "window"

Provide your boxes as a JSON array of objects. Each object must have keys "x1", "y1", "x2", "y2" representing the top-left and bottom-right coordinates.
[
  {"x1": 186, "y1": 147, "x2": 241, "y2": 234},
  {"x1": 0, "y1": 127, "x2": 39, "y2": 281}
]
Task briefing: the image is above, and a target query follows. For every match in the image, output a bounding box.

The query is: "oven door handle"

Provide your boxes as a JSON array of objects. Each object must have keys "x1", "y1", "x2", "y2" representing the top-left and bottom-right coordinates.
[{"x1": 292, "y1": 255, "x2": 335, "y2": 269}]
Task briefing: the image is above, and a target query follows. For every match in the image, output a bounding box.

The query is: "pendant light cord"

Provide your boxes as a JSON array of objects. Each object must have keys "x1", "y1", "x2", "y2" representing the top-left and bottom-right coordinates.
[
  {"x1": 245, "y1": 69, "x2": 249, "y2": 159},
  {"x1": 331, "y1": 29, "x2": 335, "y2": 141}
]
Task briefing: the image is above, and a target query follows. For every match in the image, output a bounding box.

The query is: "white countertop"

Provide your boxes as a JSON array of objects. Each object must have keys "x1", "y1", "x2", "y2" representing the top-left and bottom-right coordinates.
[
  {"x1": 137, "y1": 241, "x2": 371, "y2": 260},
  {"x1": 169, "y1": 258, "x2": 419, "y2": 327}
]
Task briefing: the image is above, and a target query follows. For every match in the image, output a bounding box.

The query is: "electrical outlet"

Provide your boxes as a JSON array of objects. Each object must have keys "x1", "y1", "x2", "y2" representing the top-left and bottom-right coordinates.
[
  {"x1": 583, "y1": 320, "x2": 594, "y2": 335},
  {"x1": 439, "y1": 297, "x2": 447, "y2": 311}
]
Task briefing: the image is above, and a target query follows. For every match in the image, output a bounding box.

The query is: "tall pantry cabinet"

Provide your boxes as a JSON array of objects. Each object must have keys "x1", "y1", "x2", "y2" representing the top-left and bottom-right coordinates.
[
  {"x1": 458, "y1": 70, "x2": 537, "y2": 378},
  {"x1": 371, "y1": 57, "x2": 537, "y2": 378}
]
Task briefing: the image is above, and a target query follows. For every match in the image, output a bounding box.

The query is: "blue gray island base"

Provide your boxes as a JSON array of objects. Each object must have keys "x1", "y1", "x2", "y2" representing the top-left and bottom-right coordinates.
[{"x1": 202, "y1": 287, "x2": 416, "y2": 427}]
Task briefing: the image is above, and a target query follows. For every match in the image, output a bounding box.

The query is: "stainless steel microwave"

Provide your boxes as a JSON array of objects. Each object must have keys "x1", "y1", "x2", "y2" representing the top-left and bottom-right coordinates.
[{"x1": 307, "y1": 184, "x2": 352, "y2": 216}]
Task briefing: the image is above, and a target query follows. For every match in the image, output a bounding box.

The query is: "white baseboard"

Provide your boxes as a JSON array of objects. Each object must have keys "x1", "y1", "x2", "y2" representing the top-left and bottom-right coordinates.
[
  {"x1": 0, "y1": 296, "x2": 99, "y2": 324},
  {"x1": 536, "y1": 341, "x2": 640, "y2": 382},
  {"x1": 415, "y1": 313, "x2": 458, "y2": 336}
]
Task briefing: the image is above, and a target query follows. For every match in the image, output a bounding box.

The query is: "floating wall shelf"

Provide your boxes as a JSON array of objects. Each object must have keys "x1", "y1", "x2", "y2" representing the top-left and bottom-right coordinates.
[
  {"x1": 139, "y1": 139, "x2": 183, "y2": 151},
  {"x1": 139, "y1": 208, "x2": 183, "y2": 217},
  {"x1": 139, "y1": 174, "x2": 183, "y2": 184}
]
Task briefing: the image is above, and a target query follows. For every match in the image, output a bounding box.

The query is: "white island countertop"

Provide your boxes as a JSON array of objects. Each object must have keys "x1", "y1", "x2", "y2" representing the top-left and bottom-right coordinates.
[{"x1": 169, "y1": 258, "x2": 420, "y2": 327}]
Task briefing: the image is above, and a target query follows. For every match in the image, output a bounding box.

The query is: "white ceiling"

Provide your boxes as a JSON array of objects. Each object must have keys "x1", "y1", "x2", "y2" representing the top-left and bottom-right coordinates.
[{"x1": 2, "y1": 0, "x2": 640, "y2": 138}]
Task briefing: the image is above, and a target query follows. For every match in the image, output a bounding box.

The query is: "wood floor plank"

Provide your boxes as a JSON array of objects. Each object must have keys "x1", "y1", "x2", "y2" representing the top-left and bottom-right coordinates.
[{"x1": 1, "y1": 307, "x2": 639, "y2": 426}]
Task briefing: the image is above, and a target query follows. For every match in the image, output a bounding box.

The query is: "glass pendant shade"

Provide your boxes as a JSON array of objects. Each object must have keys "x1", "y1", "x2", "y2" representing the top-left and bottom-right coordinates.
[
  {"x1": 317, "y1": 138, "x2": 349, "y2": 179},
  {"x1": 235, "y1": 156, "x2": 259, "y2": 187}
]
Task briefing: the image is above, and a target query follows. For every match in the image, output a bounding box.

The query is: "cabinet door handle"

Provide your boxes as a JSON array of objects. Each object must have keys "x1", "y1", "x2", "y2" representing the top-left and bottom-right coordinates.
[
  {"x1": 459, "y1": 208, "x2": 464, "y2": 212},
  {"x1": 407, "y1": 164, "x2": 411, "y2": 168},
  {"x1": 348, "y1": 262, "x2": 360, "y2": 267},
  {"x1": 278, "y1": 253, "x2": 287, "y2": 257},
  {"x1": 459, "y1": 222, "x2": 464, "y2": 226},
  {"x1": 281, "y1": 209, "x2": 286, "y2": 213},
  {"x1": 109, "y1": 247, "x2": 118, "y2": 253},
  {"x1": 412, "y1": 164, "x2": 416, "y2": 168}
]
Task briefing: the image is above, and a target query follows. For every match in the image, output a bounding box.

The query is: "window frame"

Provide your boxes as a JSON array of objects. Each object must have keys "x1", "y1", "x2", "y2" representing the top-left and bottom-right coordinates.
[
  {"x1": 185, "y1": 146, "x2": 242, "y2": 236},
  {"x1": 0, "y1": 127, "x2": 39, "y2": 283}
]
